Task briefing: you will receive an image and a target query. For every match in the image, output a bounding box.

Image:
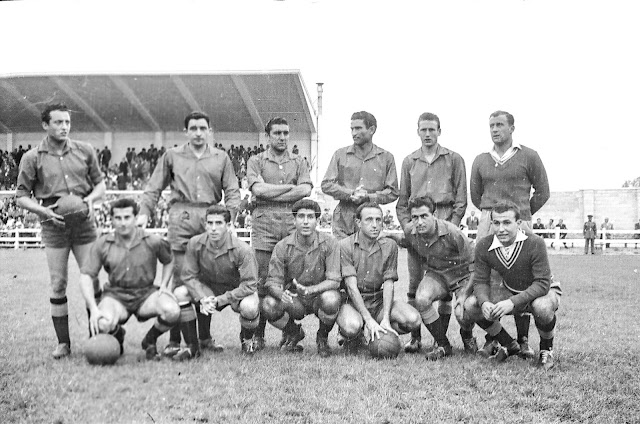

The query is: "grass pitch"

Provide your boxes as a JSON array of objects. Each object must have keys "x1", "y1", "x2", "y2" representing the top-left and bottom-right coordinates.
[{"x1": 1, "y1": 249, "x2": 639, "y2": 423}]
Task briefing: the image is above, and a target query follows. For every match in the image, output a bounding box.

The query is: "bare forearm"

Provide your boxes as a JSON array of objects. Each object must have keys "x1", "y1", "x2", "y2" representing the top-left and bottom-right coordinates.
[
  {"x1": 160, "y1": 261, "x2": 174, "y2": 290},
  {"x1": 382, "y1": 281, "x2": 394, "y2": 322},
  {"x1": 252, "y1": 183, "x2": 295, "y2": 199}
]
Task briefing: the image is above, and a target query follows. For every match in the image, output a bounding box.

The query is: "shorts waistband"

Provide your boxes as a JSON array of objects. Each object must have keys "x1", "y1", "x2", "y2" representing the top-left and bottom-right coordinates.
[
  {"x1": 41, "y1": 197, "x2": 60, "y2": 207},
  {"x1": 255, "y1": 201, "x2": 295, "y2": 209}
]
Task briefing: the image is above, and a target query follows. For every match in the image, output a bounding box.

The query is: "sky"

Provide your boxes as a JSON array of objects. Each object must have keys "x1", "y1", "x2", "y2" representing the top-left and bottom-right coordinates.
[{"x1": 2, "y1": 0, "x2": 639, "y2": 191}]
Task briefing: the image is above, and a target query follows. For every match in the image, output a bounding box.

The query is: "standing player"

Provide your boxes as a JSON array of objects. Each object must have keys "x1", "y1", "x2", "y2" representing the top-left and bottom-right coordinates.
[
  {"x1": 337, "y1": 203, "x2": 421, "y2": 353},
  {"x1": 262, "y1": 199, "x2": 342, "y2": 357},
  {"x1": 469, "y1": 110, "x2": 550, "y2": 358},
  {"x1": 395, "y1": 112, "x2": 467, "y2": 353},
  {"x1": 172, "y1": 205, "x2": 260, "y2": 359},
  {"x1": 246, "y1": 117, "x2": 313, "y2": 350},
  {"x1": 462, "y1": 202, "x2": 561, "y2": 369},
  {"x1": 79, "y1": 198, "x2": 179, "y2": 359},
  {"x1": 321, "y1": 111, "x2": 399, "y2": 239},
  {"x1": 138, "y1": 111, "x2": 241, "y2": 356},
  {"x1": 385, "y1": 196, "x2": 476, "y2": 360},
  {"x1": 16, "y1": 103, "x2": 106, "y2": 359}
]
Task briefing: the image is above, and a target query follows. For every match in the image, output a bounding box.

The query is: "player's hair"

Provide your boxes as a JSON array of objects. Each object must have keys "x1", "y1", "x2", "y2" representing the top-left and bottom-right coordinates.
[
  {"x1": 184, "y1": 111, "x2": 211, "y2": 130},
  {"x1": 292, "y1": 198, "x2": 321, "y2": 219},
  {"x1": 417, "y1": 112, "x2": 441, "y2": 129},
  {"x1": 355, "y1": 202, "x2": 382, "y2": 220},
  {"x1": 265, "y1": 117, "x2": 289, "y2": 134},
  {"x1": 351, "y1": 111, "x2": 377, "y2": 129},
  {"x1": 408, "y1": 196, "x2": 435, "y2": 215},
  {"x1": 489, "y1": 110, "x2": 515, "y2": 126},
  {"x1": 490, "y1": 201, "x2": 521, "y2": 221},
  {"x1": 206, "y1": 204, "x2": 231, "y2": 223},
  {"x1": 109, "y1": 198, "x2": 139, "y2": 216},
  {"x1": 41, "y1": 103, "x2": 70, "y2": 123}
]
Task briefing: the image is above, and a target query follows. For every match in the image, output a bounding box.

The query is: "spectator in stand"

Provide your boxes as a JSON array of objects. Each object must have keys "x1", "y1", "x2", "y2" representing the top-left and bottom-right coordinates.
[
  {"x1": 634, "y1": 219, "x2": 640, "y2": 239},
  {"x1": 319, "y1": 208, "x2": 332, "y2": 229},
  {"x1": 99, "y1": 146, "x2": 112, "y2": 170},
  {"x1": 583, "y1": 214, "x2": 597, "y2": 254},
  {"x1": 466, "y1": 210, "x2": 479, "y2": 239},
  {"x1": 547, "y1": 219, "x2": 555, "y2": 247},
  {"x1": 533, "y1": 218, "x2": 545, "y2": 237},
  {"x1": 601, "y1": 217, "x2": 613, "y2": 248},
  {"x1": 383, "y1": 210, "x2": 395, "y2": 229}
]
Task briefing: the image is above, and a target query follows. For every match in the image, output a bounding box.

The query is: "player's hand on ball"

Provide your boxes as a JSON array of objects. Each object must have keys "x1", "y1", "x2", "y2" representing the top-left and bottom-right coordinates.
[
  {"x1": 44, "y1": 204, "x2": 65, "y2": 227},
  {"x1": 89, "y1": 310, "x2": 106, "y2": 337},
  {"x1": 292, "y1": 280, "x2": 310, "y2": 299},
  {"x1": 365, "y1": 317, "x2": 386, "y2": 341},
  {"x1": 481, "y1": 301, "x2": 495, "y2": 321},
  {"x1": 83, "y1": 197, "x2": 95, "y2": 221},
  {"x1": 379, "y1": 318, "x2": 399, "y2": 337}
]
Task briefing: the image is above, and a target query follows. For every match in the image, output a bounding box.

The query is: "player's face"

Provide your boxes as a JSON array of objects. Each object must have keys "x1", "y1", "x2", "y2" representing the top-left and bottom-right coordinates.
[
  {"x1": 417, "y1": 120, "x2": 441, "y2": 149},
  {"x1": 489, "y1": 115, "x2": 514, "y2": 146},
  {"x1": 351, "y1": 119, "x2": 375, "y2": 146},
  {"x1": 410, "y1": 205, "x2": 436, "y2": 235},
  {"x1": 42, "y1": 110, "x2": 71, "y2": 143},
  {"x1": 206, "y1": 213, "x2": 229, "y2": 243},
  {"x1": 112, "y1": 207, "x2": 137, "y2": 238},
  {"x1": 294, "y1": 208, "x2": 317, "y2": 237},
  {"x1": 491, "y1": 210, "x2": 521, "y2": 246},
  {"x1": 186, "y1": 118, "x2": 211, "y2": 148},
  {"x1": 357, "y1": 207, "x2": 383, "y2": 239},
  {"x1": 268, "y1": 124, "x2": 290, "y2": 153}
]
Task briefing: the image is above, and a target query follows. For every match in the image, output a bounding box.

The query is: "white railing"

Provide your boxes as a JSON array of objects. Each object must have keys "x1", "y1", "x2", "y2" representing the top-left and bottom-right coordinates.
[{"x1": 2, "y1": 227, "x2": 639, "y2": 251}]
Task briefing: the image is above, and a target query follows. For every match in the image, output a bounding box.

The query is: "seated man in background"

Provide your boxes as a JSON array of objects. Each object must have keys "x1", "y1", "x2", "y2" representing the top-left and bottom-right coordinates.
[
  {"x1": 336, "y1": 202, "x2": 421, "y2": 353},
  {"x1": 79, "y1": 198, "x2": 179, "y2": 360},
  {"x1": 262, "y1": 199, "x2": 342, "y2": 357},
  {"x1": 174, "y1": 205, "x2": 260, "y2": 359},
  {"x1": 462, "y1": 202, "x2": 561, "y2": 369}
]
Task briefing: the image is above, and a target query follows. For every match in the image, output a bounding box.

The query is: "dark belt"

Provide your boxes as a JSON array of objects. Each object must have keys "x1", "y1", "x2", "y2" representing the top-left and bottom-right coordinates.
[
  {"x1": 41, "y1": 197, "x2": 60, "y2": 207},
  {"x1": 255, "y1": 201, "x2": 295, "y2": 209}
]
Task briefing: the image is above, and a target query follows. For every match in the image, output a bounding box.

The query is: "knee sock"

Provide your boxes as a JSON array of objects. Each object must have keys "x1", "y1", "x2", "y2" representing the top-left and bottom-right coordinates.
[
  {"x1": 255, "y1": 314, "x2": 267, "y2": 338},
  {"x1": 515, "y1": 314, "x2": 531, "y2": 342},
  {"x1": 51, "y1": 297, "x2": 70, "y2": 346},
  {"x1": 407, "y1": 294, "x2": 421, "y2": 340},
  {"x1": 179, "y1": 303, "x2": 198, "y2": 349},
  {"x1": 425, "y1": 318, "x2": 449, "y2": 347},
  {"x1": 318, "y1": 320, "x2": 333, "y2": 339},
  {"x1": 197, "y1": 310, "x2": 212, "y2": 340},
  {"x1": 536, "y1": 315, "x2": 556, "y2": 351},
  {"x1": 143, "y1": 317, "x2": 172, "y2": 347}
]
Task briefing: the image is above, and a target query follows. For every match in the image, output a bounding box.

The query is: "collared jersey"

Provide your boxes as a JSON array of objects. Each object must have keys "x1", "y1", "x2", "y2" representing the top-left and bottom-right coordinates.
[
  {"x1": 246, "y1": 149, "x2": 312, "y2": 208},
  {"x1": 321, "y1": 144, "x2": 398, "y2": 238},
  {"x1": 403, "y1": 219, "x2": 474, "y2": 284},
  {"x1": 16, "y1": 137, "x2": 103, "y2": 201},
  {"x1": 81, "y1": 228, "x2": 172, "y2": 289},
  {"x1": 340, "y1": 233, "x2": 398, "y2": 301},
  {"x1": 140, "y1": 143, "x2": 240, "y2": 217},
  {"x1": 474, "y1": 233, "x2": 551, "y2": 307},
  {"x1": 396, "y1": 145, "x2": 467, "y2": 228},
  {"x1": 181, "y1": 231, "x2": 258, "y2": 306},
  {"x1": 265, "y1": 230, "x2": 341, "y2": 291}
]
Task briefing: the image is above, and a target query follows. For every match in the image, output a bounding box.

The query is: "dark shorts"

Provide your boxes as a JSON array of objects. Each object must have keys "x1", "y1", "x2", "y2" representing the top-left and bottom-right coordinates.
[
  {"x1": 251, "y1": 207, "x2": 295, "y2": 251},
  {"x1": 102, "y1": 285, "x2": 158, "y2": 321},
  {"x1": 344, "y1": 291, "x2": 384, "y2": 321},
  {"x1": 40, "y1": 217, "x2": 97, "y2": 248},
  {"x1": 196, "y1": 284, "x2": 243, "y2": 313}
]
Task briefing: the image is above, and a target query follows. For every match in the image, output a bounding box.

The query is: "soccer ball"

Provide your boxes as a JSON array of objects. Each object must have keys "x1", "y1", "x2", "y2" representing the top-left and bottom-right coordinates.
[
  {"x1": 55, "y1": 194, "x2": 89, "y2": 225},
  {"x1": 368, "y1": 331, "x2": 402, "y2": 359},
  {"x1": 84, "y1": 334, "x2": 121, "y2": 365}
]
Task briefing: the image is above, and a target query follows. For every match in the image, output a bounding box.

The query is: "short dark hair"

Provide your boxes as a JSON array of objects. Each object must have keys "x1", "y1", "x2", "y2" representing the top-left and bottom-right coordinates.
[
  {"x1": 489, "y1": 110, "x2": 515, "y2": 126},
  {"x1": 292, "y1": 198, "x2": 321, "y2": 218},
  {"x1": 355, "y1": 201, "x2": 382, "y2": 220},
  {"x1": 109, "y1": 198, "x2": 139, "y2": 216},
  {"x1": 206, "y1": 204, "x2": 231, "y2": 223},
  {"x1": 350, "y1": 111, "x2": 377, "y2": 129},
  {"x1": 265, "y1": 117, "x2": 289, "y2": 134},
  {"x1": 417, "y1": 112, "x2": 440, "y2": 129},
  {"x1": 41, "y1": 103, "x2": 70, "y2": 123},
  {"x1": 490, "y1": 201, "x2": 520, "y2": 221},
  {"x1": 408, "y1": 196, "x2": 435, "y2": 215},
  {"x1": 184, "y1": 111, "x2": 211, "y2": 130}
]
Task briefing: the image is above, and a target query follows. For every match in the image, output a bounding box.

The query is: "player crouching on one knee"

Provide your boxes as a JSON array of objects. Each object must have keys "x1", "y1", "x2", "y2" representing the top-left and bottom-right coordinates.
[
  {"x1": 80, "y1": 198, "x2": 180, "y2": 360},
  {"x1": 461, "y1": 201, "x2": 561, "y2": 369},
  {"x1": 172, "y1": 205, "x2": 260, "y2": 360},
  {"x1": 336, "y1": 202, "x2": 421, "y2": 354},
  {"x1": 261, "y1": 199, "x2": 342, "y2": 357},
  {"x1": 384, "y1": 196, "x2": 478, "y2": 360}
]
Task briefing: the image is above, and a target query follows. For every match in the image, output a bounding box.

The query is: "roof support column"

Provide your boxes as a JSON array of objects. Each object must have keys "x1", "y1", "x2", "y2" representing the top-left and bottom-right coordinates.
[
  {"x1": 258, "y1": 132, "x2": 267, "y2": 149},
  {"x1": 310, "y1": 132, "x2": 318, "y2": 187},
  {"x1": 154, "y1": 131, "x2": 164, "y2": 148},
  {"x1": 104, "y1": 132, "x2": 113, "y2": 150},
  {"x1": 6, "y1": 132, "x2": 13, "y2": 152}
]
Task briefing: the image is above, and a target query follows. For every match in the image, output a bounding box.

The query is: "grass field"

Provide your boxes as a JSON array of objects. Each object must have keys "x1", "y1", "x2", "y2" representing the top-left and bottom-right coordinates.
[{"x1": 1, "y1": 249, "x2": 639, "y2": 424}]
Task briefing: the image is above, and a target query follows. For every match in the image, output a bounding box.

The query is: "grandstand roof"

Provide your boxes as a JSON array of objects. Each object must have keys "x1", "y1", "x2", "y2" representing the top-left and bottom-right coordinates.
[{"x1": 0, "y1": 71, "x2": 317, "y2": 135}]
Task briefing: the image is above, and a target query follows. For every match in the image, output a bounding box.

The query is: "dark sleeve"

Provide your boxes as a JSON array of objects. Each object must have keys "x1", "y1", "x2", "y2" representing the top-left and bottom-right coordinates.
[
  {"x1": 265, "y1": 241, "x2": 287, "y2": 294},
  {"x1": 510, "y1": 238, "x2": 551, "y2": 307},
  {"x1": 381, "y1": 240, "x2": 399, "y2": 282},
  {"x1": 221, "y1": 155, "x2": 241, "y2": 213},
  {"x1": 369, "y1": 153, "x2": 399, "y2": 206},
  {"x1": 469, "y1": 156, "x2": 483, "y2": 210},
  {"x1": 86, "y1": 145, "x2": 104, "y2": 185},
  {"x1": 140, "y1": 152, "x2": 171, "y2": 217},
  {"x1": 450, "y1": 153, "x2": 468, "y2": 226},
  {"x1": 527, "y1": 149, "x2": 550, "y2": 215},
  {"x1": 321, "y1": 151, "x2": 352, "y2": 201},
  {"x1": 324, "y1": 236, "x2": 342, "y2": 282},
  {"x1": 80, "y1": 238, "x2": 105, "y2": 277},
  {"x1": 149, "y1": 234, "x2": 173, "y2": 265},
  {"x1": 472, "y1": 239, "x2": 492, "y2": 306},
  {"x1": 340, "y1": 238, "x2": 357, "y2": 278},
  {"x1": 396, "y1": 156, "x2": 412, "y2": 230},
  {"x1": 15, "y1": 151, "x2": 36, "y2": 198},
  {"x1": 217, "y1": 245, "x2": 258, "y2": 307}
]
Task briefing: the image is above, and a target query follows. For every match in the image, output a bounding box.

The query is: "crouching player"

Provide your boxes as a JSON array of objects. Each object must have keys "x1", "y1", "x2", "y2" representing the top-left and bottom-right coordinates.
[
  {"x1": 337, "y1": 202, "x2": 421, "y2": 353},
  {"x1": 173, "y1": 205, "x2": 260, "y2": 359},
  {"x1": 80, "y1": 198, "x2": 179, "y2": 360},
  {"x1": 462, "y1": 202, "x2": 561, "y2": 369},
  {"x1": 385, "y1": 196, "x2": 477, "y2": 360},
  {"x1": 262, "y1": 199, "x2": 342, "y2": 357}
]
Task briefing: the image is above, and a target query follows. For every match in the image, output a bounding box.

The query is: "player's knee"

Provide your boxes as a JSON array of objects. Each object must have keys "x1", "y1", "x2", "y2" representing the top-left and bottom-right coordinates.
[
  {"x1": 50, "y1": 278, "x2": 67, "y2": 298},
  {"x1": 400, "y1": 309, "x2": 422, "y2": 332},
  {"x1": 261, "y1": 295, "x2": 284, "y2": 321},
  {"x1": 463, "y1": 295, "x2": 482, "y2": 322},
  {"x1": 239, "y1": 295, "x2": 260, "y2": 321},
  {"x1": 531, "y1": 298, "x2": 556, "y2": 324},
  {"x1": 173, "y1": 286, "x2": 190, "y2": 304},
  {"x1": 319, "y1": 290, "x2": 341, "y2": 315},
  {"x1": 97, "y1": 315, "x2": 116, "y2": 334},
  {"x1": 414, "y1": 291, "x2": 435, "y2": 312},
  {"x1": 338, "y1": 319, "x2": 362, "y2": 338},
  {"x1": 159, "y1": 298, "x2": 180, "y2": 324},
  {"x1": 285, "y1": 298, "x2": 306, "y2": 320}
]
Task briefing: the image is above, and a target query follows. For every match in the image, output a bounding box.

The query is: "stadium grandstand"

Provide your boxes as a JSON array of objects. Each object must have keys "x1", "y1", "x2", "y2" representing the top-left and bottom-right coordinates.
[{"x1": 0, "y1": 71, "x2": 320, "y2": 236}]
